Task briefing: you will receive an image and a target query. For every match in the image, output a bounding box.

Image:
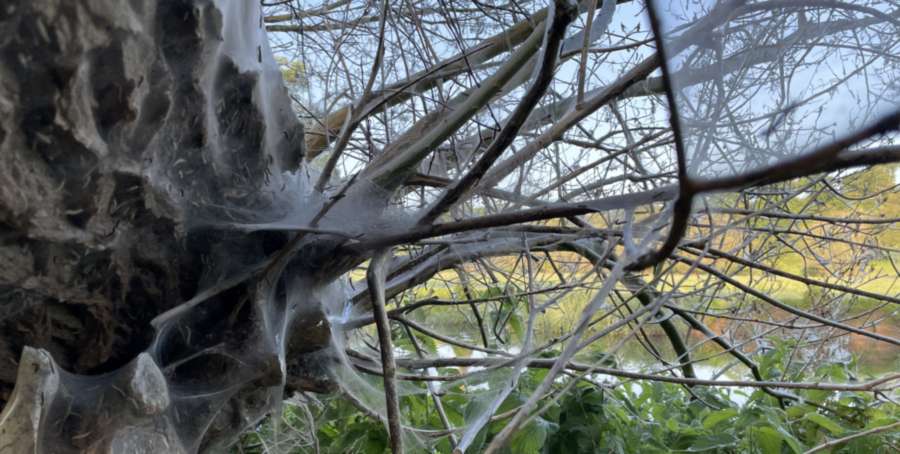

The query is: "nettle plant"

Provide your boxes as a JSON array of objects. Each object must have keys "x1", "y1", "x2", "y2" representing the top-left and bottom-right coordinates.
[{"x1": 0, "y1": 0, "x2": 898, "y2": 453}]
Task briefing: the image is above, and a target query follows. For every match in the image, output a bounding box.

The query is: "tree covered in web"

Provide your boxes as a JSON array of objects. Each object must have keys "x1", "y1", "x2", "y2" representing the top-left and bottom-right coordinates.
[{"x1": 0, "y1": 0, "x2": 898, "y2": 453}]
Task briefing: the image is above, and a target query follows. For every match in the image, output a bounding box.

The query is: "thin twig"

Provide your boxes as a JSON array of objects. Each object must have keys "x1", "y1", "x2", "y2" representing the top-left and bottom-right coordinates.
[
  {"x1": 803, "y1": 420, "x2": 900, "y2": 454},
  {"x1": 366, "y1": 249, "x2": 403, "y2": 454}
]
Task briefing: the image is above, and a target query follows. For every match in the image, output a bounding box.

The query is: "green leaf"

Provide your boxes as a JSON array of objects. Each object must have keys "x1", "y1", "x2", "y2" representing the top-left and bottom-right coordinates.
[
  {"x1": 684, "y1": 433, "x2": 737, "y2": 452},
  {"x1": 703, "y1": 408, "x2": 739, "y2": 429},
  {"x1": 864, "y1": 417, "x2": 900, "y2": 430},
  {"x1": 510, "y1": 418, "x2": 550, "y2": 454},
  {"x1": 805, "y1": 413, "x2": 845, "y2": 435},
  {"x1": 752, "y1": 427, "x2": 783, "y2": 454},
  {"x1": 773, "y1": 425, "x2": 804, "y2": 453},
  {"x1": 412, "y1": 331, "x2": 437, "y2": 354},
  {"x1": 785, "y1": 404, "x2": 814, "y2": 419},
  {"x1": 804, "y1": 388, "x2": 832, "y2": 403},
  {"x1": 508, "y1": 312, "x2": 524, "y2": 340}
]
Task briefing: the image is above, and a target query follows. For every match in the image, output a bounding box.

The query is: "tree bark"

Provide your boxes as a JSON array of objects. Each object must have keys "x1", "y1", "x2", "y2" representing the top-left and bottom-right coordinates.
[{"x1": 0, "y1": 1, "x2": 334, "y2": 452}]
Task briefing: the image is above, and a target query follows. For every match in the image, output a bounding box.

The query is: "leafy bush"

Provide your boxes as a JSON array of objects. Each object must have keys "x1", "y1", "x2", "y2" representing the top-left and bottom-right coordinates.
[{"x1": 236, "y1": 347, "x2": 899, "y2": 453}]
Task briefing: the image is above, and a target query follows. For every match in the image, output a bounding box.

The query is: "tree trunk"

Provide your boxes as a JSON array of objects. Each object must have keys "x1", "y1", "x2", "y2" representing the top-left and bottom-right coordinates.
[{"x1": 0, "y1": 1, "x2": 337, "y2": 452}]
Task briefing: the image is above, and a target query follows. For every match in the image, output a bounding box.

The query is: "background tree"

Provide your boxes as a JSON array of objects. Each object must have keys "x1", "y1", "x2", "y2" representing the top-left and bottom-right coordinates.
[{"x1": 1, "y1": 0, "x2": 898, "y2": 453}]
